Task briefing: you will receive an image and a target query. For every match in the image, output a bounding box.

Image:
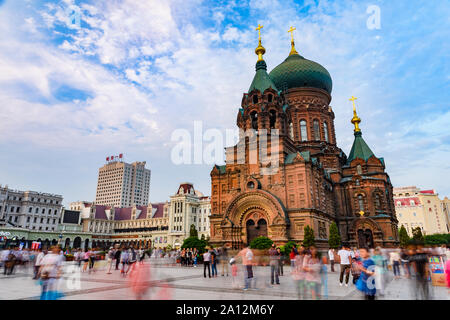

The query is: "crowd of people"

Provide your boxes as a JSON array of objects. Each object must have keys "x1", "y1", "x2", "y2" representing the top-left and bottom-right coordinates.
[{"x1": 1, "y1": 242, "x2": 449, "y2": 300}]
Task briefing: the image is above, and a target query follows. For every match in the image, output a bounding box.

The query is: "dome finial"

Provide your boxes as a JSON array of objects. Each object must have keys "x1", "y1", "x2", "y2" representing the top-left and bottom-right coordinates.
[
  {"x1": 288, "y1": 26, "x2": 298, "y2": 56},
  {"x1": 255, "y1": 24, "x2": 266, "y2": 61},
  {"x1": 349, "y1": 96, "x2": 361, "y2": 133}
]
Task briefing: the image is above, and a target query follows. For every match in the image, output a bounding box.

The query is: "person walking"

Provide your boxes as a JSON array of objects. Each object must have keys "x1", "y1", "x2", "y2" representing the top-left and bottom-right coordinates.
[
  {"x1": 390, "y1": 249, "x2": 401, "y2": 279},
  {"x1": 328, "y1": 248, "x2": 335, "y2": 272},
  {"x1": 106, "y1": 247, "x2": 115, "y2": 274},
  {"x1": 221, "y1": 246, "x2": 229, "y2": 276},
  {"x1": 372, "y1": 247, "x2": 386, "y2": 295},
  {"x1": 400, "y1": 248, "x2": 411, "y2": 278},
  {"x1": 409, "y1": 245, "x2": 430, "y2": 300},
  {"x1": 289, "y1": 247, "x2": 296, "y2": 269},
  {"x1": 292, "y1": 248, "x2": 307, "y2": 299},
  {"x1": 203, "y1": 249, "x2": 211, "y2": 278},
  {"x1": 355, "y1": 247, "x2": 376, "y2": 300},
  {"x1": 114, "y1": 247, "x2": 122, "y2": 270},
  {"x1": 39, "y1": 246, "x2": 64, "y2": 300},
  {"x1": 120, "y1": 248, "x2": 130, "y2": 276},
  {"x1": 303, "y1": 246, "x2": 322, "y2": 300},
  {"x1": 88, "y1": 249, "x2": 96, "y2": 273},
  {"x1": 34, "y1": 249, "x2": 46, "y2": 279},
  {"x1": 269, "y1": 244, "x2": 280, "y2": 285},
  {"x1": 211, "y1": 248, "x2": 218, "y2": 277},
  {"x1": 277, "y1": 247, "x2": 284, "y2": 276},
  {"x1": 337, "y1": 245, "x2": 352, "y2": 287}
]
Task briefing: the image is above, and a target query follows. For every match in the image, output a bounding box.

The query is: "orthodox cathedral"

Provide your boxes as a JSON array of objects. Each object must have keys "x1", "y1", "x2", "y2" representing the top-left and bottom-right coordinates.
[{"x1": 209, "y1": 26, "x2": 399, "y2": 249}]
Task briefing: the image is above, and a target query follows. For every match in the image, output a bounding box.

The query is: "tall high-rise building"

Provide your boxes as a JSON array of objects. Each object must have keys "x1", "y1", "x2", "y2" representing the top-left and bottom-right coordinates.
[{"x1": 95, "y1": 158, "x2": 151, "y2": 207}]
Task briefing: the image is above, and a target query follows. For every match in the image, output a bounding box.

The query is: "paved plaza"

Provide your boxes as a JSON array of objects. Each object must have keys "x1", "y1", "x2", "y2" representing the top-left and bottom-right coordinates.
[{"x1": 0, "y1": 260, "x2": 448, "y2": 300}]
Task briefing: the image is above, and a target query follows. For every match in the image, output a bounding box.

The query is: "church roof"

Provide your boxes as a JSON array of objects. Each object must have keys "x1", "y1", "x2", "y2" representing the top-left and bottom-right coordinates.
[
  {"x1": 269, "y1": 53, "x2": 332, "y2": 94},
  {"x1": 215, "y1": 165, "x2": 226, "y2": 174},
  {"x1": 346, "y1": 131, "x2": 376, "y2": 164},
  {"x1": 248, "y1": 60, "x2": 278, "y2": 93},
  {"x1": 285, "y1": 151, "x2": 310, "y2": 164}
]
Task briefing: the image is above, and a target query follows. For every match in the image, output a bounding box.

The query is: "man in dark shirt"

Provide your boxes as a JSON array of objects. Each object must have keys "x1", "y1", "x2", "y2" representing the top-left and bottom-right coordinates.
[
  {"x1": 409, "y1": 246, "x2": 430, "y2": 300},
  {"x1": 269, "y1": 244, "x2": 280, "y2": 285}
]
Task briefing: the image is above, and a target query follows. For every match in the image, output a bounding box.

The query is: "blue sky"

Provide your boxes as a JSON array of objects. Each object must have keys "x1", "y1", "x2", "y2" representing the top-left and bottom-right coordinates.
[{"x1": 0, "y1": 0, "x2": 449, "y2": 205}]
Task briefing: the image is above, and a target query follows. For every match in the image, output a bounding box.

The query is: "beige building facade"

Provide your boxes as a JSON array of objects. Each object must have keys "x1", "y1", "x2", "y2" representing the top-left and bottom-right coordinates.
[{"x1": 393, "y1": 186, "x2": 449, "y2": 236}]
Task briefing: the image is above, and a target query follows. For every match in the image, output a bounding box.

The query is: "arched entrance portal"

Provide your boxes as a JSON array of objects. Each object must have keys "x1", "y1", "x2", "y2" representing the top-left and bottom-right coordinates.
[
  {"x1": 246, "y1": 218, "x2": 267, "y2": 244},
  {"x1": 73, "y1": 237, "x2": 81, "y2": 249},
  {"x1": 357, "y1": 229, "x2": 374, "y2": 248}
]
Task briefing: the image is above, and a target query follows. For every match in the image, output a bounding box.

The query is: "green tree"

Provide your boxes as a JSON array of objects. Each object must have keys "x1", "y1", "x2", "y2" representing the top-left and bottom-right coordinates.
[
  {"x1": 399, "y1": 225, "x2": 410, "y2": 247},
  {"x1": 249, "y1": 236, "x2": 273, "y2": 249},
  {"x1": 411, "y1": 227, "x2": 424, "y2": 244},
  {"x1": 328, "y1": 222, "x2": 341, "y2": 249},
  {"x1": 200, "y1": 234, "x2": 205, "y2": 241},
  {"x1": 303, "y1": 225, "x2": 315, "y2": 248},
  {"x1": 181, "y1": 237, "x2": 207, "y2": 253},
  {"x1": 281, "y1": 240, "x2": 297, "y2": 256},
  {"x1": 189, "y1": 224, "x2": 198, "y2": 238}
]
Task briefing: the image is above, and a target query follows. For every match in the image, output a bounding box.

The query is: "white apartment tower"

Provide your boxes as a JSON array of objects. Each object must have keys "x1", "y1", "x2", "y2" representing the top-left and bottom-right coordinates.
[{"x1": 95, "y1": 158, "x2": 151, "y2": 207}]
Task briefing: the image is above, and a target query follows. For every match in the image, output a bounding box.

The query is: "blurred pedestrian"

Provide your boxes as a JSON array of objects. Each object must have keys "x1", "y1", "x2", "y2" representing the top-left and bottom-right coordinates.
[
  {"x1": 203, "y1": 249, "x2": 211, "y2": 278},
  {"x1": 277, "y1": 247, "x2": 284, "y2": 276},
  {"x1": 39, "y1": 246, "x2": 64, "y2": 300},
  {"x1": 269, "y1": 244, "x2": 280, "y2": 285},
  {"x1": 328, "y1": 248, "x2": 335, "y2": 272},
  {"x1": 221, "y1": 246, "x2": 229, "y2": 276},
  {"x1": 106, "y1": 247, "x2": 115, "y2": 274},
  {"x1": 303, "y1": 246, "x2": 321, "y2": 300},
  {"x1": 409, "y1": 245, "x2": 430, "y2": 300},
  {"x1": 355, "y1": 247, "x2": 376, "y2": 300},
  {"x1": 338, "y1": 245, "x2": 352, "y2": 287},
  {"x1": 390, "y1": 249, "x2": 401, "y2": 279},
  {"x1": 211, "y1": 248, "x2": 218, "y2": 277}
]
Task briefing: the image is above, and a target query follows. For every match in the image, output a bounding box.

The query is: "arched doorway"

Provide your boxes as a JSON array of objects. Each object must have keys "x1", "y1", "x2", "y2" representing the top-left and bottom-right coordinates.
[
  {"x1": 246, "y1": 218, "x2": 268, "y2": 244},
  {"x1": 65, "y1": 238, "x2": 71, "y2": 249},
  {"x1": 73, "y1": 237, "x2": 81, "y2": 249},
  {"x1": 84, "y1": 239, "x2": 90, "y2": 250},
  {"x1": 357, "y1": 229, "x2": 374, "y2": 248}
]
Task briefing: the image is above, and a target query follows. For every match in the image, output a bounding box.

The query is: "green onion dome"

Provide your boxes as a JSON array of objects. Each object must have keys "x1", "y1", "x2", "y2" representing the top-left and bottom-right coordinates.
[{"x1": 269, "y1": 53, "x2": 332, "y2": 94}]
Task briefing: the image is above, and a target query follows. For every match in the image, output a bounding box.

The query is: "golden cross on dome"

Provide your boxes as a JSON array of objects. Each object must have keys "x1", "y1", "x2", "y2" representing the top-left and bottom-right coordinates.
[
  {"x1": 255, "y1": 24, "x2": 266, "y2": 61},
  {"x1": 349, "y1": 96, "x2": 358, "y2": 111},
  {"x1": 256, "y1": 24, "x2": 263, "y2": 41},
  {"x1": 350, "y1": 95, "x2": 361, "y2": 132},
  {"x1": 287, "y1": 26, "x2": 298, "y2": 56},
  {"x1": 288, "y1": 26, "x2": 296, "y2": 42}
]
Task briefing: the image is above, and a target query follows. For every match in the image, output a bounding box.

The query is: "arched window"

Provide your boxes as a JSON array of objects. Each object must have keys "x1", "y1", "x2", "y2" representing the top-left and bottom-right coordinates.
[
  {"x1": 358, "y1": 194, "x2": 364, "y2": 211},
  {"x1": 313, "y1": 119, "x2": 320, "y2": 140},
  {"x1": 268, "y1": 94, "x2": 273, "y2": 103},
  {"x1": 269, "y1": 110, "x2": 276, "y2": 129},
  {"x1": 289, "y1": 122, "x2": 294, "y2": 139},
  {"x1": 252, "y1": 95, "x2": 258, "y2": 104},
  {"x1": 300, "y1": 120, "x2": 308, "y2": 141},
  {"x1": 356, "y1": 164, "x2": 362, "y2": 175},
  {"x1": 323, "y1": 122, "x2": 329, "y2": 142},
  {"x1": 250, "y1": 111, "x2": 258, "y2": 130},
  {"x1": 375, "y1": 194, "x2": 381, "y2": 210}
]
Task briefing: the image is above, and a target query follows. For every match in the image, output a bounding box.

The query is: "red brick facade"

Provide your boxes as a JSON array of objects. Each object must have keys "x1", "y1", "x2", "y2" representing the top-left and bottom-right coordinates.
[{"x1": 209, "y1": 69, "x2": 398, "y2": 250}]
